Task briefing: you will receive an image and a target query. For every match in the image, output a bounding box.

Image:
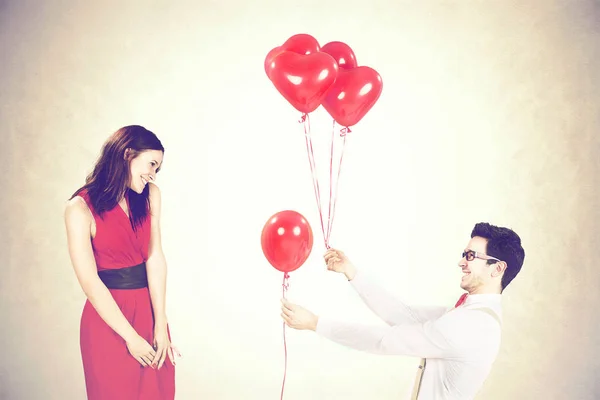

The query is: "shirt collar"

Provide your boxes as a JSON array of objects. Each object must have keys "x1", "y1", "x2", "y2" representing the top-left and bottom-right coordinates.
[{"x1": 463, "y1": 293, "x2": 502, "y2": 307}]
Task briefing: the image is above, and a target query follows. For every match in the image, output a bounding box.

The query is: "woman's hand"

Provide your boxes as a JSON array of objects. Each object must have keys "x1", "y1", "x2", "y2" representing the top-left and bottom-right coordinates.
[
  {"x1": 152, "y1": 324, "x2": 182, "y2": 369},
  {"x1": 126, "y1": 334, "x2": 156, "y2": 367}
]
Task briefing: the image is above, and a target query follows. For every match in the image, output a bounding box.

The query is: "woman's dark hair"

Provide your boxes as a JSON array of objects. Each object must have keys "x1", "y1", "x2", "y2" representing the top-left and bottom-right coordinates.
[
  {"x1": 71, "y1": 125, "x2": 164, "y2": 228},
  {"x1": 471, "y1": 222, "x2": 525, "y2": 291}
]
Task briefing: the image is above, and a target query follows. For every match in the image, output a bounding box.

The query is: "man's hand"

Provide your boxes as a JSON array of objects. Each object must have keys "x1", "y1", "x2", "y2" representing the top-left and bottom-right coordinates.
[
  {"x1": 324, "y1": 248, "x2": 357, "y2": 280},
  {"x1": 280, "y1": 299, "x2": 319, "y2": 331}
]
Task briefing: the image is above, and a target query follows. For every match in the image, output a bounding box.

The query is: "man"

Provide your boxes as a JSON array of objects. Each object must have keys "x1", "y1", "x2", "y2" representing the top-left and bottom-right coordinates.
[{"x1": 280, "y1": 222, "x2": 525, "y2": 399}]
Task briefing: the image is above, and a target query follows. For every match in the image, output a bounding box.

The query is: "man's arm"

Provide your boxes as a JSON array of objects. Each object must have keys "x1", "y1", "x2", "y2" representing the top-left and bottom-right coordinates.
[
  {"x1": 315, "y1": 309, "x2": 497, "y2": 359},
  {"x1": 350, "y1": 270, "x2": 448, "y2": 326},
  {"x1": 325, "y1": 249, "x2": 446, "y2": 325}
]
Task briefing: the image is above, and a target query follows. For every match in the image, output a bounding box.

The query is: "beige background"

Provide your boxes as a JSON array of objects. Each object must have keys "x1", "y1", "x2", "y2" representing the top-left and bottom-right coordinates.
[{"x1": 1, "y1": 0, "x2": 599, "y2": 399}]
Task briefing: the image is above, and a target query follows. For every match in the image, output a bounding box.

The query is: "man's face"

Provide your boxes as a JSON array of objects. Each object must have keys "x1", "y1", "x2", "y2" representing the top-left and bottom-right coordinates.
[{"x1": 458, "y1": 236, "x2": 495, "y2": 294}]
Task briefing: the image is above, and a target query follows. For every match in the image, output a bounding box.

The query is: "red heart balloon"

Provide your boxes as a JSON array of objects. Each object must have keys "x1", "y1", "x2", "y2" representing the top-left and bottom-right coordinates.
[
  {"x1": 268, "y1": 51, "x2": 339, "y2": 114},
  {"x1": 321, "y1": 41, "x2": 358, "y2": 70},
  {"x1": 261, "y1": 210, "x2": 314, "y2": 273},
  {"x1": 264, "y1": 46, "x2": 283, "y2": 79},
  {"x1": 322, "y1": 66, "x2": 383, "y2": 127},
  {"x1": 280, "y1": 33, "x2": 320, "y2": 55}
]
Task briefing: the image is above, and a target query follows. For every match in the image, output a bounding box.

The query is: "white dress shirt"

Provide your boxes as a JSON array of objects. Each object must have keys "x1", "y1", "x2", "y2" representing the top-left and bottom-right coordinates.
[{"x1": 316, "y1": 271, "x2": 503, "y2": 400}]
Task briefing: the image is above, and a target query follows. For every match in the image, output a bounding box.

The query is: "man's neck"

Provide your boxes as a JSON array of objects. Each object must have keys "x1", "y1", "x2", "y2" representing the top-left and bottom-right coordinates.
[{"x1": 468, "y1": 286, "x2": 502, "y2": 295}]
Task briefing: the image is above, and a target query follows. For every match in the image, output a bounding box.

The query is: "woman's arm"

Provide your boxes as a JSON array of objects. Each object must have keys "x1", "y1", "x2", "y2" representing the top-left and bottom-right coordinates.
[
  {"x1": 65, "y1": 197, "x2": 139, "y2": 341},
  {"x1": 146, "y1": 183, "x2": 168, "y2": 326},
  {"x1": 146, "y1": 183, "x2": 177, "y2": 369}
]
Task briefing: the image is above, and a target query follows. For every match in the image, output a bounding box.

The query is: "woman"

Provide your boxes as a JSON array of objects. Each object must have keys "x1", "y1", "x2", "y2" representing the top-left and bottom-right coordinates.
[{"x1": 65, "y1": 125, "x2": 179, "y2": 399}]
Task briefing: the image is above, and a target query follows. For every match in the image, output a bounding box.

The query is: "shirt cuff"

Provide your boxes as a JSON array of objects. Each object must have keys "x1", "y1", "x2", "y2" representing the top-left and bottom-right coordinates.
[{"x1": 349, "y1": 269, "x2": 367, "y2": 290}]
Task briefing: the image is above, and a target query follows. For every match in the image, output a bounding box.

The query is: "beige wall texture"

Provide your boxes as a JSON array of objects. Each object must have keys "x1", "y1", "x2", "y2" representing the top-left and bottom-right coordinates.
[{"x1": 1, "y1": 0, "x2": 599, "y2": 399}]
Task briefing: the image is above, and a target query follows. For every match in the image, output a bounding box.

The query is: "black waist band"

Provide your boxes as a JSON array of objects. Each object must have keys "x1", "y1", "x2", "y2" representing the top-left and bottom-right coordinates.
[{"x1": 98, "y1": 262, "x2": 148, "y2": 289}]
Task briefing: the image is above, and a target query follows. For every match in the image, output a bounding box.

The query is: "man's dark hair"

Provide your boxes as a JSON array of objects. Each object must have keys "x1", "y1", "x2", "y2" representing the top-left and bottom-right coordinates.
[{"x1": 471, "y1": 223, "x2": 525, "y2": 291}]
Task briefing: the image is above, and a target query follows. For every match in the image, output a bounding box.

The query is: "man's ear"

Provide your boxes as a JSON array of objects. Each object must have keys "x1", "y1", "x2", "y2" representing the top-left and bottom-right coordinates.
[{"x1": 491, "y1": 261, "x2": 507, "y2": 278}]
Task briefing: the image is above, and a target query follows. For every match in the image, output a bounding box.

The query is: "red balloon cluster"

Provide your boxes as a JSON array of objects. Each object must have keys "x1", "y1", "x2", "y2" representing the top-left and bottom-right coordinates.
[{"x1": 265, "y1": 33, "x2": 383, "y2": 128}]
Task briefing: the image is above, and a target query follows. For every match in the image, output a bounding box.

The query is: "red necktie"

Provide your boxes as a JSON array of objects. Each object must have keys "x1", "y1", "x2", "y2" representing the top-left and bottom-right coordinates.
[{"x1": 454, "y1": 293, "x2": 468, "y2": 308}]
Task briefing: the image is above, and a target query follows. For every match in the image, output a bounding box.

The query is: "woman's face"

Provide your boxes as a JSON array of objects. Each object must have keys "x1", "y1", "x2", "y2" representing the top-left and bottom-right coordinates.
[{"x1": 128, "y1": 149, "x2": 163, "y2": 193}]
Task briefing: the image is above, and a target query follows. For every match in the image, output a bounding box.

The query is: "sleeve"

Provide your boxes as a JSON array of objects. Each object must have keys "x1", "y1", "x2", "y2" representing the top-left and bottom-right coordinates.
[
  {"x1": 315, "y1": 309, "x2": 481, "y2": 359},
  {"x1": 350, "y1": 271, "x2": 448, "y2": 325}
]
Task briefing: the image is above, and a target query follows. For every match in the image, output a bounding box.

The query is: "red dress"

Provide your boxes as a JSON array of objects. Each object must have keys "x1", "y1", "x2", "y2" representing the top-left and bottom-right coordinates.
[{"x1": 79, "y1": 190, "x2": 175, "y2": 400}]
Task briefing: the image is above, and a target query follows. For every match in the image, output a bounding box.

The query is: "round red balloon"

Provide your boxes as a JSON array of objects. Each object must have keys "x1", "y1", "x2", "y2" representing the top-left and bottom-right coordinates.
[
  {"x1": 267, "y1": 51, "x2": 338, "y2": 114},
  {"x1": 261, "y1": 210, "x2": 313, "y2": 273},
  {"x1": 280, "y1": 33, "x2": 320, "y2": 55},
  {"x1": 321, "y1": 41, "x2": 358, "y2": 70},
  {"x1": 322, "y1": 66, "x2": 383, "y2": 127}
]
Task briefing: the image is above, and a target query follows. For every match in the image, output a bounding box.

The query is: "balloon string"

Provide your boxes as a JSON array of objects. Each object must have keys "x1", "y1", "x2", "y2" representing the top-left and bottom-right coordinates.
[
  {"x1": 325, "y1": 120, "x2": 335, "y2": 247},
  {"x1": 301, "y1": 113, "x2": 329, "y2": 249},
  {"x1": 280, "y1": 272, "x2": 290, "y2": 400},
  {"x1": 325, "y1": 122, "x2": 349, "y2": 245}
]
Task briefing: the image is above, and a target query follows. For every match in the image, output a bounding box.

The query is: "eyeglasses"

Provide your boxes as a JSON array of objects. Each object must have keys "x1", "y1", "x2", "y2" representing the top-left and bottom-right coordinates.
[{"x1": 462, "y1": 250, "x2": 502, "y2": 264}]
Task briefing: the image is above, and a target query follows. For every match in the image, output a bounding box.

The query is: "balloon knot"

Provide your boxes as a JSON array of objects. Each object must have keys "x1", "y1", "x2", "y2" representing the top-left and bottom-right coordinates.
[
  {"x1": 282, "y1": 272, "x2": 290, "y2": 292},
  {"x1": 340, "y1": 127, "x2": 351, "y2": 137},
  {"x1": 298, "y1": 113, "x2": 308, "y2": 124}
]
